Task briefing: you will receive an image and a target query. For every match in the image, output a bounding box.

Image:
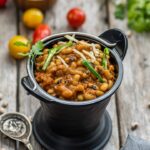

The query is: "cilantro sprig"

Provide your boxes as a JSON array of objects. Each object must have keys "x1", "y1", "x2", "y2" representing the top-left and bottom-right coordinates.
[
  {"x1": 14, "y1": 41, "x2": 28, "y2": 47},
  {"x1": 14, "y1": 41, "x2": 31, "y2": 47},
  {"x1": 114, "y1": 0, "x2": 150, "y2": 32},
  {"x1": 15, "y1": 41, "x2": 44, "y2": 60}
]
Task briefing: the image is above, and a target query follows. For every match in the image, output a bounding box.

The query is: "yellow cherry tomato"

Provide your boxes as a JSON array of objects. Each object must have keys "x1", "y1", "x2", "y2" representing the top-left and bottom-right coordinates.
[
  {"x1": 9, "y1": 35, "x2": 30, "y2": 59},
  {"x1": 22, "y1": 8, "x2": 44, "y2": 29}
]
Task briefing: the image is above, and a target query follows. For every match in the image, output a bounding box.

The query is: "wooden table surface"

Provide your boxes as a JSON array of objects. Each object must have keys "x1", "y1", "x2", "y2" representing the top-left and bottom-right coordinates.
[{"x1": 0, "y1": 0, "x2": 150, "y2": 149}]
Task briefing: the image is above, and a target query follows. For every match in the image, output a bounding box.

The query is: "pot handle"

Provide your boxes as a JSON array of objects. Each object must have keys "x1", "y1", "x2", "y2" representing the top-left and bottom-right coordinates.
[
  {"x1": 21, "y1": 76, "x2": 49, "y2": 103},
  {"x1": 99, "y1": 28, "x2": 128, "y2": 60}
]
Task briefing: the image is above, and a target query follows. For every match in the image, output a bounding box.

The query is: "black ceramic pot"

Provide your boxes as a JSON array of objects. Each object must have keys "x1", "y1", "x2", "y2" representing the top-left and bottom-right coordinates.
[{"x1": 22, "y1": 29, "x2": 128, "y2": 150}]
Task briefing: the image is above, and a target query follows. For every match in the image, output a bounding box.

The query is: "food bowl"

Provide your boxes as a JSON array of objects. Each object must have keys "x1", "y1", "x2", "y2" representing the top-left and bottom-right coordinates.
[{"x1": 22, "y1": 29, "x2": 128, "y2": 150}]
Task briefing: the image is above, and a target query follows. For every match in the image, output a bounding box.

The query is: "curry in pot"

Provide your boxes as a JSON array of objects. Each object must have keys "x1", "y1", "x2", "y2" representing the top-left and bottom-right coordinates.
[{"x1": 35, "y1": 35, "x2": 116, "y2": 101}]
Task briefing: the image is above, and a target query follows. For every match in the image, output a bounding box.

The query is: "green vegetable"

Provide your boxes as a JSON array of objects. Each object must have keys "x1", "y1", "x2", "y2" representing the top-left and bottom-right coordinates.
[
  {"x1": 102, "y1": 47, "x2": 109, "y2": 69},
  {"x1": 17, "y1": 41, "x2": 44, "y2": 60},
  {"x1": 114, "y1": 0, "x2": 150, "y2": 32},
  {"x1": 128, "y1": 0, "x2": 150, "y2": 32},
  {"x1": 42, "y1": 41, "x2": 73, "y2": 70},
  {"x1": 14, "y1": 41, "x2": 29, "y2": 47},
  {"x1": 114, "y1": 3, "x2": 126, "y2": 20},
  {"x1": 104, "y1": 47, "x2": 109, "y2": 55},
  {"x1": 102, "y1": 57, "x2": 107, "y2": 69},
  {"x1": 82, "y1": 59, "x2": 104, "y2": 83}
]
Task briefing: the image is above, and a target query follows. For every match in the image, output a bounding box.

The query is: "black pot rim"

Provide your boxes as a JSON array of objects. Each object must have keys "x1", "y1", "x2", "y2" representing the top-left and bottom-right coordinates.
[{"x1": 27, "y1": 32, "x2": 123, "y2": 106}]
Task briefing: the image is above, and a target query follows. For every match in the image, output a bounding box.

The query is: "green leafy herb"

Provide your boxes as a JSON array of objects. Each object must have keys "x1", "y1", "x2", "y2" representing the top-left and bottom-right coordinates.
[
  {"x1": 114, "y1": 3, "x2": 126, "y2": 20},
  {"x1": 18, "y1": 41, "x2": 44, "y2": 60},
  {"x1": 114, "y1": 0, "x2": 150, "y2": 32},
  {"x1": 14, "y1": 41, "x2": 29, "y2": 47},
  {"x1": 102, "y1": 47, "x2": 109, "y2": 69},
  {"x1": 128, "y1": 0, "x2": 150, "y2": 32},
  {"x1": 82, "y1": 59, "x2": 104, "y2": 83},
  {"x1": 42, "y1": 41, "x2": 73, "y2": 71}
]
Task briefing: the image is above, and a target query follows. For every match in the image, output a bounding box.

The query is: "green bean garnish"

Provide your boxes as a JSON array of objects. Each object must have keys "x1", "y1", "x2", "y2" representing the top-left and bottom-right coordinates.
[
  {"x1": 102, "y1": 47, "x2": 109, "y2": 69},
  {"x1": 82, "y1": 59, "x2": 104, "y2": 83},
  {"x1": 42, "y1": 41, "x2": 73, "y2": 71}
]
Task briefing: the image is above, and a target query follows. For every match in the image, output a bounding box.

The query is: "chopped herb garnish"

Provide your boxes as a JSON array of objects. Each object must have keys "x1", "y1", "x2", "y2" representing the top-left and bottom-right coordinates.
[
  {"x1": 102, "y1": 57, "x2": 107, "y2": 69},
  {"x1": 102, "y1": 47, "x2": 109, "y2": 69},
  {"x1": 14, "y1": 41, "x2": 29, "y2": 47},
  {"x1": 73, "y1": 47, "x2": 104, "y2": 83},
  {"x1": 42, "y1": 41, "x2": 73, "y2": 71},
  {"x1": 104, "y1": 47, "x2": 109, "y2": 55},
  {"x1": 82, "y1": 59, "x2": 104, "y2": 83},
  {"x1": 18, "y1": 41, "x2": 44, "y2": 60}
]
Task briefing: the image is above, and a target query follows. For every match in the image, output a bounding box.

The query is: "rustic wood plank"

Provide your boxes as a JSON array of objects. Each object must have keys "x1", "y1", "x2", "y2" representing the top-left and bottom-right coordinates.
[
  {"x1": 19, "y1": 64, "x2": 42, "y2": 150},
  {"x1": 104, "y1": 96, "x2": 119, "y2": 150},
  {"x1": 108, "y1": 0, "x2": 150, "y2": 146},
  {"x1": 18, "y1": 7, "x2": 47, "y2": 150},
  {"x1": 0, "y1": 0, "x2": 17, "y2": 149},
  {"x1": 19, "y1": 0, "x2": 119, "y2": 149}
]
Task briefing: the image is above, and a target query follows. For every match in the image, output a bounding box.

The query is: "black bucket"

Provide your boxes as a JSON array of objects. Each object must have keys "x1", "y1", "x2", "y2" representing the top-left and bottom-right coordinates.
[{"x1": 22, "y1": 29, "x2": 128, "y2": 150}]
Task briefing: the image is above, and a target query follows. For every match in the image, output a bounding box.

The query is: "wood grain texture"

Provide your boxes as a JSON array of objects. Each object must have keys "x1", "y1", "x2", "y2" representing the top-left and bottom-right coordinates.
[
  {"x1": 0, "y1": 0, "x2": 17, "y2": 149},
  {"x1": 18, "y1": 6, "x2": 43, "y2": 150},
  {"x1": 18, "y1": 0, "x2": 119, "y2": 149},
  {"x1": 108, "y1": 0, "x2": 150, "y2": 146},
  {"x1": 104, "y1": 96, "x2": 119, "y2": 150}
]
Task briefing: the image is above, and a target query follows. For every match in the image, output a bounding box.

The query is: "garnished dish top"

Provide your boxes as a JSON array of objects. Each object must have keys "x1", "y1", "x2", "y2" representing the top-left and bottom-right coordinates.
[{"x1": 34, "y1": 35, "x2": 116, "y2": 101}]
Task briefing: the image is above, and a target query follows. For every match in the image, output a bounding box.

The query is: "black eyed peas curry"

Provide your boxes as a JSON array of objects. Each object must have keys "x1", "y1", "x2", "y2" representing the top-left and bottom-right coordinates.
[{"x1": 35, "y1": 35, "x2": 116, "y2": 101}]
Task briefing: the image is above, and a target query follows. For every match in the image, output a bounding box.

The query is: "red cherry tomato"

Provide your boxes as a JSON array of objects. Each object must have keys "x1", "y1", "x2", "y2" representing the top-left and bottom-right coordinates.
[
  {"x1": 67, "y1": 7, "x2": 86, "y2": 28},
  {"x1": 33, "y1": 24, "x2": 52, "y2": 44},
  {"x1": 0, "y1": 0, "x2": 7, "y2": 7}
]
